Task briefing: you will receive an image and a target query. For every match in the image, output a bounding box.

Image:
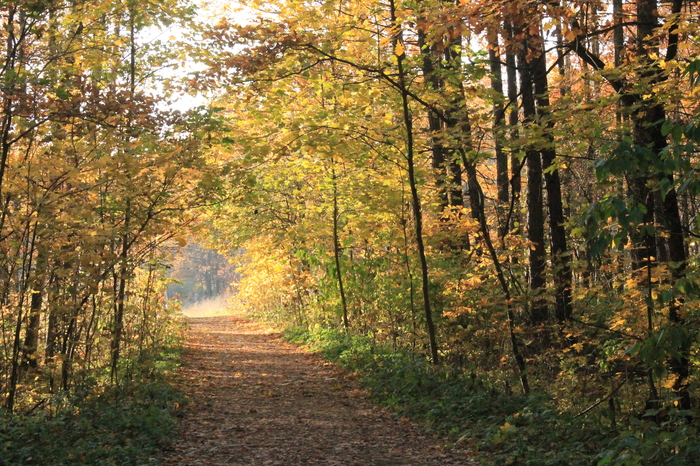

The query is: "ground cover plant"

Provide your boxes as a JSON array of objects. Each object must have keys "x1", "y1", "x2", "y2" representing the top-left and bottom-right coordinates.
[{"x1": 0, "y1": 378, "x2": 185, "y2": 466}]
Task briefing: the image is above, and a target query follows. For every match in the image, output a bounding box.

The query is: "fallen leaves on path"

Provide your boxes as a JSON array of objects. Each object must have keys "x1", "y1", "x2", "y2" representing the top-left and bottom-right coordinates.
[{"x1": 161, "y1": 314, "x2": 478, "y2": 465}]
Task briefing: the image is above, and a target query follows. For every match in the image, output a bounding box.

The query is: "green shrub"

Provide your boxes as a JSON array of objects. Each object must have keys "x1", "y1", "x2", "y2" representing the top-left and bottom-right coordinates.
[
  {"x1": 0, "y1": 381, "x2": 185, "y2": 465},
  {"x1": 598, "y1": 411, "x2": 700, "y2": 465}
]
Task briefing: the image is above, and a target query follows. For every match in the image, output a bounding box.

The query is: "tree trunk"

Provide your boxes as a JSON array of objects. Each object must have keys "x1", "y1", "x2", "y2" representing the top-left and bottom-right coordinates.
[
  {"x1": 517, "y1": 42, "x2": 548, "y2": 324},
  {"x1": 530, "y1": 38, "x2": 573, "y2": 323},
  {"x1": 443, "y1": 38, "x2": 464, "y2": 209},
  {"x1": 461, "y1": 151, "x2": 530, "y2": 393},
  {"x1": 504, "y1": 21, "x2": 522, "y2": 245},
  {"x1": 111, "y1": 210, "x2": 130, "y2": 383},
  {"x1": 488, "y1": 31, "x2": 508, "y2": 238},
  {"x1": 417, "y1": 30, "x2": 449, "y2": 212},
  {"x1": 21, "y1": 248, "x2": 46, "y2": 370},
  {"x1": 331, "y1": 159, "x2": 349, "y2": 330},
  {"x1": 391, "y1": 0, "x2": 438, "y2": 364},
  {"x1": 635, "y1": 0, "x2": 689, "y2": 409}
]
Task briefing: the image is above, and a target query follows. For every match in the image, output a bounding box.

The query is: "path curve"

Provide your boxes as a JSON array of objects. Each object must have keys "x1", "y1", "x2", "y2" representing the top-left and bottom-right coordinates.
[{"x1": 162, "y1": 314, "x2": 477, "y2": 465}]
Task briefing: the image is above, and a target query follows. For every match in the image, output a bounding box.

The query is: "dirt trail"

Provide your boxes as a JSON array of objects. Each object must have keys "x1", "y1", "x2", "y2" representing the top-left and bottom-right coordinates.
[{"x1": 162, "y1": 313, "x2": 477, "y2": 465}]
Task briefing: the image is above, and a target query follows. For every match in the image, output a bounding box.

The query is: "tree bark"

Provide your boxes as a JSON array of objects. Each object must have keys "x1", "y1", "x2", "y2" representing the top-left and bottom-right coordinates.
[
  {"x1": 504, "y1": 21, "x2": 522, "y2": 245},
  {"x1": 488, "y1": 31, "x2": 509, "y2": 238},
  {"x1": 530, "y1": 37, "x2": 573, "y2": 323},
  {"x1": 21, "y1": 248, "x2": 47, "y2": 370},
  {"x1": 417, "y1": 29, "x2": 449, "y2": 212},
  {"x1": 517, "y1": 41, "x2": 548, "y2": 325}
]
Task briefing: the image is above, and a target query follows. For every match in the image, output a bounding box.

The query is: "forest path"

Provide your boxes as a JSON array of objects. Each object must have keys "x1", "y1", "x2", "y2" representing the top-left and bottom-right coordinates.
[{"x1": 161, "y1": 312, "x2": 477, "y2": 465}]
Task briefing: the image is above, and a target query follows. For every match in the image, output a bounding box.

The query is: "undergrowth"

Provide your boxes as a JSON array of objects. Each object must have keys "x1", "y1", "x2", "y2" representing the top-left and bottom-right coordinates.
[
  {"x1": 285, "y1": 327, "x2": 700, "y2": 465},
  {"x1": 0, "y1": 347, "x2": 186, "y2": 466}
]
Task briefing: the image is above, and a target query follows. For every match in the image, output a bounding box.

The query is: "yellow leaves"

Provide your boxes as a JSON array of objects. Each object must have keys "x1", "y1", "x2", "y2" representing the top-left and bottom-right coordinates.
[
  {"x1": 610, "y1": 318, "x2": 627, "y2": 331},
  {"x1": 678, "y1": 40, "x2": 691, "y2": 53},
  {"x1": 662, "y1": 375, "x2": 679, "y2": 390},
  {"x1": 394, "y1": 41, "x2": 405, "y2": 57},
  {"x1": 542, "y1": 20, "x2": 555, "y2": 32},
  {"x1": 443, "y1": 307, "x2": 475, "y2": 320}
]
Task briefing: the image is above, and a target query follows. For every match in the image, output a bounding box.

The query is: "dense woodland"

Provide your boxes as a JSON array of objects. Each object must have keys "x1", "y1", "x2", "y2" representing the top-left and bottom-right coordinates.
[
  {"x1": 1, "y1": 0, "x2": 700, "y2": 463},
  {"x1": 202, "y1": 0, "x2": 700, "y2": 462},
  {"x1": 0, "y1": 0, "x2": 216, "y2": 417}
]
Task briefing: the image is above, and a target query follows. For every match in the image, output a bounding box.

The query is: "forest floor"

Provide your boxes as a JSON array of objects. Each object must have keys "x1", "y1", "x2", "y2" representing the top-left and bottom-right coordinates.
[{"x1": 161, "y1": 311, "x2": 478, "y2": 465}]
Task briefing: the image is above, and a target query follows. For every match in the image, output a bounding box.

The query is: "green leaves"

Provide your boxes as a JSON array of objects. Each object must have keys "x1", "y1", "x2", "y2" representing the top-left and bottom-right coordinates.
[
  {"x1": 0, "y1": 380, "x2": 185, "y2": 465},
  {"x1": 682, "y1": 58, "x2": 700, "y2": 88}
]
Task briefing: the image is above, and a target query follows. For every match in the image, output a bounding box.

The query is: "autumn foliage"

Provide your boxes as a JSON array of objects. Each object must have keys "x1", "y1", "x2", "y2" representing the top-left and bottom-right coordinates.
[
  {"x1": 198, "y1": 0, "x2": 700, "y2": 461},
  {"x1": 2, "y1": 0, "x2": 700, "y2": 462},
  {"x1": 0, "y1": 0, "x2": 215, "y2": 418}
]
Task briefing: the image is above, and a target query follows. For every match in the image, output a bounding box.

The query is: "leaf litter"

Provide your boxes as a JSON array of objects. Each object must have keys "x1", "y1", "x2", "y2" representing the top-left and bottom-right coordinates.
[{"x1": 161, "y1": 313, "x2": 478, "y2": 465}]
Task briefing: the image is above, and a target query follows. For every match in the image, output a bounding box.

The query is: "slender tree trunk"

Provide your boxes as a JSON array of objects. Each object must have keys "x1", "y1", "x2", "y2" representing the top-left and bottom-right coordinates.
[
  {"x1": 613, "y1": 0, "x2": 624, "y2": 68},
  {"x1": 417, "y1": 29, "x2": 449, "y2": 212},
  {"x1": 488, "y1": 31, "x2": 508, "y2": 238},
  {"x1": 21, "y1": 292, "x2": 42, "y2": 369},
  {"x1": 400, "y1": 198, "x2": 418, "y2": 354},
  {"x1": 111, "y1": 9, "x2": 138, "y2": 382},
  {"x1": 0, "y1": 5, "x2": 19, "y2": 199},
  {"x1": 21, "y1": 247, "x2": 47, "y2": 370},
  {"x1": 111, "y1": 202, "x2": 130, "y2": 382},
  {"x1": 504, "y1": 21, "x2": 521, "y2": 245},
  {"x1": 391, "y1": 0, "x2": 438, "y2": 364},
  {"x1": 443, "y1": 38, "x2": 464, "y2": 209},
  {"x1": 331, "y1": 160, "x2": 349, "y2": 329},
  {"x1": 461, "y1": 153, "x2": 529, "y2": 393}
]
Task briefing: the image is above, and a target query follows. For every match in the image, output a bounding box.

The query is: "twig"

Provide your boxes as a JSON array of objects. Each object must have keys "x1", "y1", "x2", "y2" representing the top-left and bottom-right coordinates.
[{"x1": 575, "y1": 364, "x2": 638, "y2": 418}]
